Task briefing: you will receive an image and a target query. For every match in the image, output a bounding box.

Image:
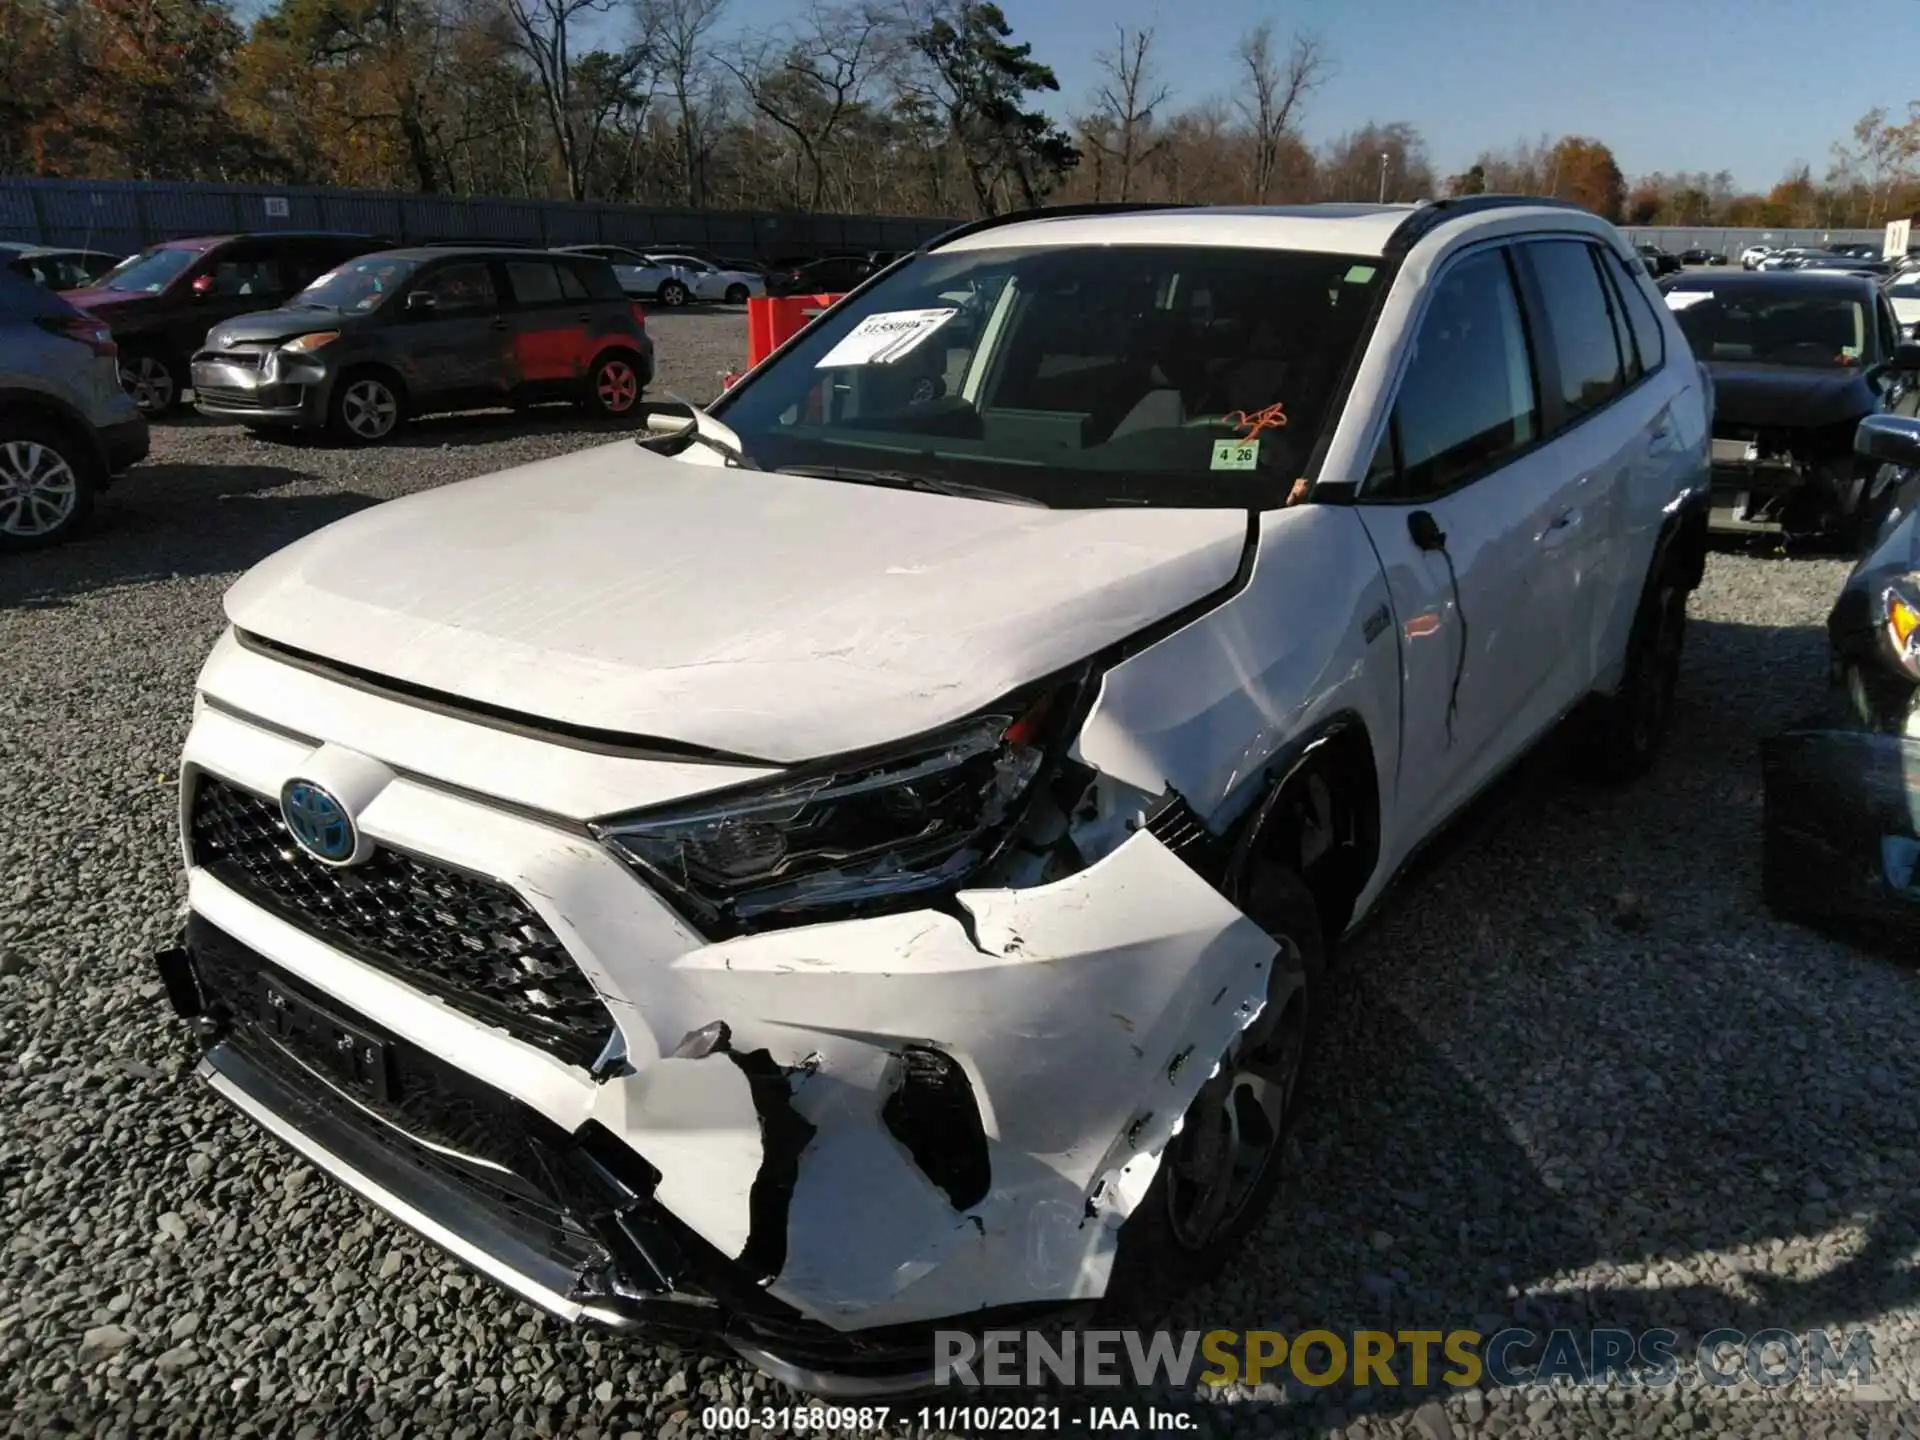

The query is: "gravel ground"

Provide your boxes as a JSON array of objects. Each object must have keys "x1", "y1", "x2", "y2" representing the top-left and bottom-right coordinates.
[{"x1": 3, "y1": 307, "x2": 1918, "y2": 1438}]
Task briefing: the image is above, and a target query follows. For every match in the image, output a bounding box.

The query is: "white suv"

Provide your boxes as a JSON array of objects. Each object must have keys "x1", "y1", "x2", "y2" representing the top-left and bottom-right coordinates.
[{"x1": 155, "y1": 198, "x2": 1711, "y2": 1395}]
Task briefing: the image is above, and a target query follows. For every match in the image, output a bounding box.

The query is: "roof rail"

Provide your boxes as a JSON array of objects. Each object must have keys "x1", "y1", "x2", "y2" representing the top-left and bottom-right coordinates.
[
  {"x1": 918, "y1": 201, "x2": 1200, "y2": 254},
  {"x1": 1385, "y1": 194, "x2": 1597, "y2": 256}
]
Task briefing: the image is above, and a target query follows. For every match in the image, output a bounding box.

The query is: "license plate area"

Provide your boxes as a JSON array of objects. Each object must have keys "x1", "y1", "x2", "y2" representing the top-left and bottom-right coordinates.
[{"x1": 257, "y1": 973, "x2": 394, "y2": 1102}]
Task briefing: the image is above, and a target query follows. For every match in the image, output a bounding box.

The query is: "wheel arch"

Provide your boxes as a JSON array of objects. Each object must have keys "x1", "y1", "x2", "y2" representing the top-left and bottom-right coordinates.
[
  {"x1": 0, "y1": 388, "x2": 109, "y2": 479},
  {"x1": 1224, "y1": 712, "x2": 1383, "y2": 944}
]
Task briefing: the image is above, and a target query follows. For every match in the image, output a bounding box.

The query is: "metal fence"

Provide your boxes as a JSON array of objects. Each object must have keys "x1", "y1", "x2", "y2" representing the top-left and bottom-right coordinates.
[
  {"x1": 1619, "y1": 225, "x2": 1898, "y2": 255},
  {"x1": 0, "y1": 176, "x2": 960, "y2": 261}
]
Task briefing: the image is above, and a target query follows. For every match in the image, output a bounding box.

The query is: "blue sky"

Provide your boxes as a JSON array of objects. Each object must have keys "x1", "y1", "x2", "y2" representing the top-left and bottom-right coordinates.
[{"x1": 718, "y1": 0, "x2": 1920, "y2": 192}]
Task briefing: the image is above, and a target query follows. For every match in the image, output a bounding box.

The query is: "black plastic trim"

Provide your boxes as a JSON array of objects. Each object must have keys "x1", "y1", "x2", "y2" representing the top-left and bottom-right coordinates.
[{"x1": 1384, "y1": 194, "x2": 1598, "y2": 258}]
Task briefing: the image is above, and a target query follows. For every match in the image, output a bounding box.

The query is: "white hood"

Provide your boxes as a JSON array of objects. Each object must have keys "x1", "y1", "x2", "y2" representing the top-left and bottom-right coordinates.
[{"x1": 222, "y1": 442, "x2": 1248, "y2": 763}]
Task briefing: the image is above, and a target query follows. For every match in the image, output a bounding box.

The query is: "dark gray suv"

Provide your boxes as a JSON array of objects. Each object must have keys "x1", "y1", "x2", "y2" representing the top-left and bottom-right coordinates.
[
  {"x1": 189, "y1": 247, "x2": 654, "y2": 442},
  {"x1": 0, "y1": 268, "x2": 149, "y2": 550}
]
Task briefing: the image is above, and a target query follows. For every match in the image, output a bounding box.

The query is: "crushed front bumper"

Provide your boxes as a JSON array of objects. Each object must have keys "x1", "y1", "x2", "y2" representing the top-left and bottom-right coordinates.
[
  {"x1": 155, "y1": 917, "x2": 1054, "y2": 1395},
  {"x1": 1761, "y1": 720, "x2": 1920, "y2": 949},
  {"x1": 190, "y1": 351, "x2": 331, "y2": 427}
]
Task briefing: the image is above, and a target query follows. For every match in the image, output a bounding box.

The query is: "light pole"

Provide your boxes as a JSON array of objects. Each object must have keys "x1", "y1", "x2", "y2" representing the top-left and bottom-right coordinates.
[{"x1": 1378, "y1": 152, "x2": 1390, "y2": 203}]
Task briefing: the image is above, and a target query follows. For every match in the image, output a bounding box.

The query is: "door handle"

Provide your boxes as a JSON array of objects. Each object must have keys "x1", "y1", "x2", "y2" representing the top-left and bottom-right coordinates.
[{"x1": 1648, "y1": 422, "x2": 1672, "y2": 443}]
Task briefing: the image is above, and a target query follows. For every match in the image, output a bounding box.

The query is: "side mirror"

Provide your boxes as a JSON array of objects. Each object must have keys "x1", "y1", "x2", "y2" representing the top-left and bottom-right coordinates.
[
  {"x1": 404, "y1": 291, "x2": 437, "y2": 314},
  {"x1": 190, "y1": 274, "x2": 214, "y2": 296},
  {"x1": 1856, "y1": 413, "x2": 1920, "y2": 468}
]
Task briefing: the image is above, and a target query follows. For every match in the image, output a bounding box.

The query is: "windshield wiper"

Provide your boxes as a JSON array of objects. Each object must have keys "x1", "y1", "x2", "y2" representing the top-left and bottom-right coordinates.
[
  {"x1": 636, "y1": 391, "x2": 760, "y2": 469},
  {"x1": 775, "y1": 463, "x2": 1046, "y2": 507}
]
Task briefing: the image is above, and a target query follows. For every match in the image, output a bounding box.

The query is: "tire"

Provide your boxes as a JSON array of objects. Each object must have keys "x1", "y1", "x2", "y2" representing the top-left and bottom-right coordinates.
[
  {"x1": 724, "y1": 283, "x2": 750, "y2": 305},
  {"x1": 1106, "y1": 857, "x2": 1320, "y2": 1304},
  {"x1": 120, "y1": 352, "x2": 182, "y2": 417},
  {"x1": 328, "y1": 369, "x2": 404, "y2": 444},
  {"x1": 658, "y1": 279, "x2": 690, "y2": 308},
  {"x1": 583, "y1": 350, "x2": 644, "y2": 418},
  {"x1": 1579, "y1": 552, "x2": 1689, "y2": 783},
  {"x1": 0, "y1": 418, "x2": 98, "y2": 552}
]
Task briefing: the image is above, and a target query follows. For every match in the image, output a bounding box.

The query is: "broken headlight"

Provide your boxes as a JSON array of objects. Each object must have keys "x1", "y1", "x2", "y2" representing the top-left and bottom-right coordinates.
[
  {"x1": 593, "y1": 689, "x2": 1074, "y2": 936},
  {"x1": 1883, "y1": 584, "x2": 1920, "y2": 679}
]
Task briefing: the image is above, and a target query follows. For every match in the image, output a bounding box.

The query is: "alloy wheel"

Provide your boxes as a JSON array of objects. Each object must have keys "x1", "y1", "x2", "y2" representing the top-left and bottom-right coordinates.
[
  {"x1": 341, "y1": 378, "x2": 399, "y2": 440},
  {"x1": 0, "y1": 439, "x2": 80, "y2": 539},
  {"x1": 596, "y1": 360, "x2": 639, "y2": 414},
  {"x1": 121, "y1": 356, "x2": 175, "y2": 413},
  {"x1": 1161, "y1": 936, "x2": 1308, "y2": 1250},
  {"x1": 660, "y1": 281, "x2": 689, "y2": 307}
]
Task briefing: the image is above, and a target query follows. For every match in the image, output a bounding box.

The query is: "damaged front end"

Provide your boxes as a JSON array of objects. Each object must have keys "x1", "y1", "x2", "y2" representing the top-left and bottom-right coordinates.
[
  {"x1": 1709, "y1": 418, "x2": 1868, "y2": 536},
  {"x1": 157, "y1": 662, "x2": 1293, "y2": 1396}
]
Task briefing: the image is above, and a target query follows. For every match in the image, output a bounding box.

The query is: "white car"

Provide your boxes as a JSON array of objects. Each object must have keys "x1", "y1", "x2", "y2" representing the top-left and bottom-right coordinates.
[
  {"x1": 1889, "y1": 272, "x2": 1920, "y2": 338},
  {"x1": 556, "y1": 244, "x2": 690, "y2": 304},
  {"x1": 1741, "y1": 245, "x2": 1774, "y2": 269},
  {"x1": 645, "y1": 252, "x2": 766, "y2": 306},
  {"x1": 155, "y1": 198, "x2": 1711, "y2": 1396},
  {"x1": 1757, "y1": 247, "x2": 1822, "y2": 271}
]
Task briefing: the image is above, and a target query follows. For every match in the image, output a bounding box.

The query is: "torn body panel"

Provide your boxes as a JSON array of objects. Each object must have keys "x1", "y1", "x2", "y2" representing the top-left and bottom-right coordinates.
[{"x1": 1072, "y1": 503, "x2": 1401, "y2": 909}]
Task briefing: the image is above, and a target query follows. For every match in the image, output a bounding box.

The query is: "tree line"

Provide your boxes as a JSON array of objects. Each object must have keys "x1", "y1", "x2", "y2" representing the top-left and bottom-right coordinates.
[{"x1": 0, "y1": 0, "x2": 1912, "y2": 229}]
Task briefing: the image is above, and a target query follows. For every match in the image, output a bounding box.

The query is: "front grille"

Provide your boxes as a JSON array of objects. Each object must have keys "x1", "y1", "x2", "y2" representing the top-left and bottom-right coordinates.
[
  {"x1": 193, "y1": 385, "x2": 268, "y2": 410},
  {"x1": 188, "y1": 772, "x2": 616, "y2": 1069}
]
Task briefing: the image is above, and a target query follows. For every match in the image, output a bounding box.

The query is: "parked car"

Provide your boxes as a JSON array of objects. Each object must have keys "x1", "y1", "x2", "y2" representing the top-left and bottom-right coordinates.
[
  {"x1": 64, "y1": 231, "x2": 386, "y2": 417},
  {"x1": 1886, "y1": 271, "x2": 1920, "y2": 337},
  {"x1": 1763, "y1": 412, "x2": 1920, "y2": 950},
  {"x1": 153, "y1": 196, "x2": 1709, "y2": 1397},
  {"x1": 1832, "y1": 243, "x2": 1882, "y2": 259},
  {"x1": 555, "y1": 244, "x2": 695, "y2": 306},
  {"x1": 1662, "y1": 269, "x2": 1917, "y2": 538},
  {"x1": 1635, "y1": 243, "x2": 1682, "y2": 277},
  {"x1": 1798, "y1": 254, "x2": 1891, "y2": 278},
  {"x1": 189, "y1": 247, "x2": 653, "y2": 442},
  {"x1": 0, "y1": 241, "x2": 124, "y2": 291},
  {"x1": 0, "y1": 266, "x2": 148, "y2": 551},
  {"x1": 1741, "y1": 244, "x2": 1775, "y2": 270},
  {"x1": 644, "y1": 252, "x2": 766, "y2": 305},
  {"x1": 766, "y1": 252, "x2": 881, "y2": 296},
  {"x1": 1757, "y1": 247, "x2": 1830, "y2": 271},
  {"x1": 1679, "y1": 247, "x2": 1718, "y2": 266}
]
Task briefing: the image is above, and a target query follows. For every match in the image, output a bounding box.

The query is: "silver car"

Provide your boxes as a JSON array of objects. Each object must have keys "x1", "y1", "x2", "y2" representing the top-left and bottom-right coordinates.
[
  {"x1": 0, "y1": 267, "x2": 148, "y2": 550},
  {"x1": 556, "y1": 245, "x2": 694, "y2": 306},
  {"x1": 644, "y1": 253, "x2": 766, "y2": 305}
]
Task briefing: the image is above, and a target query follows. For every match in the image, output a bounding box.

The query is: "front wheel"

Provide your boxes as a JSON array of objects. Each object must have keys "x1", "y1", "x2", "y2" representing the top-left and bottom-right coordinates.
[
  {"x1": 584, "y1": 351, "x2": 644, "y2": 418},
  {"x1": 0, "y1": 420, "x2": 97, "y2": 552},
  {"x1": 658, "y1": 279, "x2": 690, "y2": 308},
  {"x1": 724, "y1": 283, "x2": 750, "y2": 305},
  {"x1": 120, "y1": 353, "x2": 181, "y2": 416},
  {"x1": 328, "y1": 371, "x2": 404, "y2": 444},
  {"x1": 1579, "y1": 554, "x2": 1688, "y2": 782},
  {"x1": 1107, "y1": 858, "x2": 1319, "y2": 1302}
]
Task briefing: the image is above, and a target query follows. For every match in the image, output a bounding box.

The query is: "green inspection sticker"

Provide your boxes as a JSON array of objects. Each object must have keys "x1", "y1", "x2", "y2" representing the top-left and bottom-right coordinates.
[{"x1": 1212, "y1": 438, "x2": 1260, "y2": 471}]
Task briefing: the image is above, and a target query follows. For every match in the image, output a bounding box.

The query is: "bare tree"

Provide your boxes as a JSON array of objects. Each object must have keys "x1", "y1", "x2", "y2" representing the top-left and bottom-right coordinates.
[
  {"x1": 639, "y1": 0, "x2": 728, "y2": 206},
  {"x1": 1087, "y1": 23, "x2": 1167, "y2": 203},
  {"x1": 1234, "y1": 22, "x2": 1326, "y2": 203},
  {"x1": 491, "y1": 0, "x2": 649, "y2": 200},
  {"x1": 720, "y1": 3, "x2": 893, "y2": 211}
]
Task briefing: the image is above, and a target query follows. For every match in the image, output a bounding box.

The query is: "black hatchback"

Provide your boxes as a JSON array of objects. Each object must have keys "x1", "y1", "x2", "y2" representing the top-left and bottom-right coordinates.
[{"x1": 188, "y1": 248, "x2": 654, "y2": 442}]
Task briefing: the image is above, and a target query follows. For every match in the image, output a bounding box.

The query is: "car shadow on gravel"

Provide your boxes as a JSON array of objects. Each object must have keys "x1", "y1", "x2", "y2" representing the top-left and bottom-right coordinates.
[
  {"x1": 1127, "y1": 612, "x2": 1920, "y2": 1433},
  {"x1": 0, "y1": 462, "x2": 378, "y2": 611}
]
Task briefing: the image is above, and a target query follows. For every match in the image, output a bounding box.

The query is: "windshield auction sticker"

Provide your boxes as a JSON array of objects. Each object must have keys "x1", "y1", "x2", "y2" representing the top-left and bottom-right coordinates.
[{"x1": 816, "y1": 308, "x2": 959, "y2": 367}]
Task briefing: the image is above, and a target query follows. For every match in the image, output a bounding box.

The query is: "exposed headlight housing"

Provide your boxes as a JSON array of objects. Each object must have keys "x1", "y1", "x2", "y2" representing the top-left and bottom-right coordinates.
[{"x1": 594, "y1": 681, "x2": 1084, "y2": 936}]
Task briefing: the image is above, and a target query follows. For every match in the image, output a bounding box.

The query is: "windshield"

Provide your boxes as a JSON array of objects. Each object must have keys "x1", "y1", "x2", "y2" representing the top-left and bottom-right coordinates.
[
  {"x1": 98, "y1": 246, "x2": 200, "y2": 293},
  {"x1": 296, "y1": 255, "x2": 420, "y2": 312},
  {"x1": 1666, "y1": 288, "x2": 1868, "y2": 367},
  {"x1": 711, "y1": 243, "x2": 1385, "y2": 507}
]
